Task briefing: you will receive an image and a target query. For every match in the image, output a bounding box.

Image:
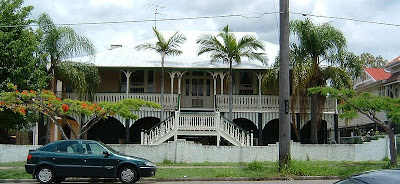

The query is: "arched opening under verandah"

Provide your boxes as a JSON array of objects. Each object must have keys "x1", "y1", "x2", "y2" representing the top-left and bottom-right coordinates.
[
  {"x1": 233, "y1": 118, "x2": 258, "y2": 143},
  {"x1": 129, "y1": 117, "x2": 160, "y2": 144},
  {"x1": 87, "y1": 117, "x2": 125, "y2": 144},
  {"x1": 300, "y1": 120, "x2": 328, "y2": 144},
  {"x1": 262, "y1": 119, "x2": 298, "y2": 145}
]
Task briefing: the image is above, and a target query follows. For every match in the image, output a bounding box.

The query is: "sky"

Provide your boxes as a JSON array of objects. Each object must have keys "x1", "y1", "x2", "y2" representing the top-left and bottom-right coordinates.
[{"x1": 23, "y1": 0, "x2": 400, "y2": 65}]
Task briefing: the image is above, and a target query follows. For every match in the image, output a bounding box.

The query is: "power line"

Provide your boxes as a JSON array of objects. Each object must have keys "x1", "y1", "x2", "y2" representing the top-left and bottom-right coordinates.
[
  {"x1": 290, "y1": 12, "x2": 400, "y2": 27},
  {"x1": 0, "y1": 12, "x2": 277, "y2": 28},
  {"x1": 1, "y1": 11, "x2": 400, "y2": 28}
]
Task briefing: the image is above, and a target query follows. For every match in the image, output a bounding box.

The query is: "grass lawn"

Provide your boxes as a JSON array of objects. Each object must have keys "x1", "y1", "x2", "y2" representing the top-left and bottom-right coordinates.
[
  {"x1": 1, "y1": 159, "x2": 398, "y2": 179},
  {"x1": 0, "y1": 161, "x2": 25, "y2": 167}
]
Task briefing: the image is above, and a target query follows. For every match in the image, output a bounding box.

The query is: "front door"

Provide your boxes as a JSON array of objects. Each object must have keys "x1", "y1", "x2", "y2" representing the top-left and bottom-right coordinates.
[{"x1": 182, "y1": 72, "x2": 213, "y2": 108}]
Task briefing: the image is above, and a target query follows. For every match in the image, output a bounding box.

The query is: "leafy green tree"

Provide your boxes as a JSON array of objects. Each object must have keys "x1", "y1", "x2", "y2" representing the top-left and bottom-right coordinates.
[
  {"x1": 359, "y1": 53, "x2": 388, "y2": 68},
  {"x1": 135, "y1": 27, "x2": 186, "y2": 121},
  {"x1": 37, "y1": 13, "x2": 100, "y2": 101},
  {"x1": 197, "y1": 25, "x2": 266, "y2": 121},
  {"x1": 309, "y1": 87, "x2": 399, "y2": 166},
  {"x1": 0, "y1": 0, "x2": 48, "y2": 131},
  {"x1": 0, "y1": 84, "x2": 161, "y2": 139},
  {"x1": 290, "y1": 19, "x2": 360, "y2": 143}
]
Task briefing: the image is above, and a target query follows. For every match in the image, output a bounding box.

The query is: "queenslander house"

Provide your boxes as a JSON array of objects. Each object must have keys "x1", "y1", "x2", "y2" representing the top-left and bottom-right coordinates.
[
  {"x1": 348, "y1": 56, "x2": 400, "y2": 137},
  {"x1": 38, "y1": 31, "x2": 339, "y2": 146}
]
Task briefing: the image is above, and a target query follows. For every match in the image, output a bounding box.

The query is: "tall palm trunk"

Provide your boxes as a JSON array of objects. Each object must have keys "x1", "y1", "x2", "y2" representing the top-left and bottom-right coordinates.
[
  {"x1": 160, "y1": 54, "x2": 165, "y2": 122},
  {"x1": 310, "y1": 56, "x2": 319, "y2": 144},
  {"x1": 229, "y1": 59, "x2": 233, "y2": 121},
  {"x1": 310, "y1": 92, "x2": 318, "y2": 143},
  {"x1": 46, "y1": 63, "x2": 57, "y2": 144}
]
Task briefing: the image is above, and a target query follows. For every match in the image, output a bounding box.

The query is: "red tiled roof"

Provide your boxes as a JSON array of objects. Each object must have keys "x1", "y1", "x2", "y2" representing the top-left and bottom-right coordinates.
[
  {"x1": 386, "y1": 56, "x2": 400, "y2": 66},
  {"x1": 364, "y1": 68, "x2": 391, "y2": 81}
]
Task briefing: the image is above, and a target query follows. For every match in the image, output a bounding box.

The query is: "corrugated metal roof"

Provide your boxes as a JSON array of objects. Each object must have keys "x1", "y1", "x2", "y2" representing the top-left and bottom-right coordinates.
[{"x1": 71, "y1": 31, "x2": 279, "y2": 70}]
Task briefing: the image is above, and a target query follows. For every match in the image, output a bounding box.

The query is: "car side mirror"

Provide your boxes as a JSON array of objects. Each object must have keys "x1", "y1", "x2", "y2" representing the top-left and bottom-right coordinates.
[{"x1": 103, "y1": 150, "x2": 110, "y2": 157}]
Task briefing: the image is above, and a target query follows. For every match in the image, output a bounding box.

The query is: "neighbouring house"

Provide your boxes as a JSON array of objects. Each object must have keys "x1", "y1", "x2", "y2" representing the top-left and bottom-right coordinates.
[
  {"x1": 349, "y1": 56, "x2": 400, "y2": 137},
  {"x1": 34, "y1": 31, "x2": 339, "y2": 146}
]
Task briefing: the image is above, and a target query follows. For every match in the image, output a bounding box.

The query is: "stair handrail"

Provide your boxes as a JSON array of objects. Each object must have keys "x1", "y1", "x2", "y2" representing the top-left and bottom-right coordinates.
[
  {"x1": 220, "y1": 115, "x2": 249, "y2": 134},
  {"x1": 145, "y1": 113, "x2": 175, "y2": 134}
]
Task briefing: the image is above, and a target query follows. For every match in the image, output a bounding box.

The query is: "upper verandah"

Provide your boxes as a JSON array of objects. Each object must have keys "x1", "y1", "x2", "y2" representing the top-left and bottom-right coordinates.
[{"x1": 70, "y1": 31, "x2": 279, "y2": 71}]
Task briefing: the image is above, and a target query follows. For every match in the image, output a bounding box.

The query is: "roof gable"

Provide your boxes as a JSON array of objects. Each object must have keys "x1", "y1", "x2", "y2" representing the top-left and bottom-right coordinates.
[
  {"x1": 387, "y1": 56, "x2": 400, "y2": 66},
  {"x1": 364, "y1": 68, "x2": 391, "y2": 81}
]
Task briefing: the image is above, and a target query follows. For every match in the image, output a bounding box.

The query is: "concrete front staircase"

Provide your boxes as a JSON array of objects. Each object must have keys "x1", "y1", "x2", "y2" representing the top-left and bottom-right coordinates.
[{"x1": 141, "y1": 111, "x2": 253, "y2": 146}]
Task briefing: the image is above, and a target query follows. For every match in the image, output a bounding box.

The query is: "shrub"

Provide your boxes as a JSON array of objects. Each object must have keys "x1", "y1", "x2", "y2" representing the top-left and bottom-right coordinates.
[{"x1": 247, "y1": 160, "x2": 264, "y2": 171}]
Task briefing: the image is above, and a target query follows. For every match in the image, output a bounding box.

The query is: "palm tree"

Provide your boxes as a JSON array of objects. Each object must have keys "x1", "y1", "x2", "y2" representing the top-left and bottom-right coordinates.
[
  {"x1": 135, "y1": 27, "x2": 186, "y2": 121},
  {"x1": 38, "y1": 13, "x2": 100, "y2": 101},
  {"x1": 37, "y1": 13, "x2": 100, "y2": 142},
  {"x1": 197, "y1": 25, "x2": 266, "y2": 121},
  {"x1": 289, "y1": 18, "x2": 356, "y2": 143}
]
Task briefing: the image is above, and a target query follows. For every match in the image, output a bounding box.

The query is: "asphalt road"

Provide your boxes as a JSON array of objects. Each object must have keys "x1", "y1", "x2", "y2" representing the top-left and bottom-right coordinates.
[{"x1": 1, "y1": 180, "x2": 339, "y2": 184}]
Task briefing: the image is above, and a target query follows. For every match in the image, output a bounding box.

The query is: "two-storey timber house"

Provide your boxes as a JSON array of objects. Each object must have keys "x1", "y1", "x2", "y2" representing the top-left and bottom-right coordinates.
[{"x1": 41, "y1": 31, "x2": 339, "y2": 146}]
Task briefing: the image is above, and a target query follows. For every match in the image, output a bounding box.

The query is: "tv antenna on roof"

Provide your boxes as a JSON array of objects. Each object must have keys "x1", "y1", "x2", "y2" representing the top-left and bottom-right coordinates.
[{"x1": 145, "y1": 0, "x2": 166, "y2": 29}]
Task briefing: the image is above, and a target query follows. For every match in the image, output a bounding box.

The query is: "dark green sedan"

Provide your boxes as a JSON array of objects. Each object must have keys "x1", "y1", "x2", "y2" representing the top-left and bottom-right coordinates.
[{"x1": 25, "y1": 140, "x2": 156, "y2": 184}]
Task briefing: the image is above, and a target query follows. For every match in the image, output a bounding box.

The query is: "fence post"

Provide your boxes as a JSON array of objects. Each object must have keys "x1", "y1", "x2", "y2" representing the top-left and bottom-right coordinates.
[
  {"x1": 141, "y1": 130, "x2": 144, "y2": 145},
  {"x1": 174, "y1": 111, "x2": 179, "y2": 141},
  {"x1": 251, "y1": 130, "x2": 254, "y2": 146},
  {"x1": 216, "y1": 111, "x2": 220, "y2": 146}
]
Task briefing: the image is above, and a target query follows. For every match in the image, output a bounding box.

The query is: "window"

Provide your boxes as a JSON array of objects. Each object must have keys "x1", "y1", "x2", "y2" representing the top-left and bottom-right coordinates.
[
  {"x1": 388, "y1": 85, "x2": 395, "y2": 98},
  {"x1": 120, "y1": 70, "x2": 145, "y2": 93},
  {"x1": 379, "y1": 86, "x2": 385, "y2": 96},
  {"x1": 185, "y1": 79, "x2": 190, "y2": 96},
  {"x1": 192, "y1": 79, "x2": 198, "y2": 96},
  {"x1": 206, "y1": 79, "x2": 211, "y2": 96},
  {"x1": 147, "y1": 71, "x2": 154, "y2": 92},
  {"x1": 131, "y1": 70, "x2": 145, "y2": 93},
  {"x1": 51, "y1": 141, "x2": 80, "y2": 154},
  {"x1": 82, "y1": 143, "x2": 106, "y2": 155},
  {"x1": 239, "y1": 72, "x2": 253, "y2": 95}
]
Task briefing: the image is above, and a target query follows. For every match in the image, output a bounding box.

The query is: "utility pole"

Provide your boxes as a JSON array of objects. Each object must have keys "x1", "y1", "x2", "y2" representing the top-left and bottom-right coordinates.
[{"x1": 279, "y1": 0, "x2": 290, "y2": 167}]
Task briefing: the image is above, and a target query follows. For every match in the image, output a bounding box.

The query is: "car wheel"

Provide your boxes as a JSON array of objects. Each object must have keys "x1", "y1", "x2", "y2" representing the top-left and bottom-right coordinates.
[
  {"x1": 54, "y1": 177, "x2": 66, "y2": 183},
  {"x1": 35, "y1": 166, "x2": 55, "y2": 184},
  {"x1": 118, "y1": 166, "x2": 138, "y2": 183}
]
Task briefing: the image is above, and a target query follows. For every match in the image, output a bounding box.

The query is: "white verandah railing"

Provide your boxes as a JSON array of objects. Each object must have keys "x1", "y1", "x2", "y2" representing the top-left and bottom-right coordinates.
[
  {"x1": 63, "y1": 92, "x2": 336, "y2": 112},
  {"x1": 178, "y1": 112, "x2": 216, "y2": 131},
  {"x1": 215, "y1": 94, "x2": 337, "y2": 112},
  {"x1": 65, "y1": 92, "x2": 178, "y2": 109}
]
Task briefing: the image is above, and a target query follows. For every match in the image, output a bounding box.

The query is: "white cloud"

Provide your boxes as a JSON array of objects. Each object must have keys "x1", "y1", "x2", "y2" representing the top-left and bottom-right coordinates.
[{"x1": 23, "y1": 0, "x2": 400, "y2": 61}]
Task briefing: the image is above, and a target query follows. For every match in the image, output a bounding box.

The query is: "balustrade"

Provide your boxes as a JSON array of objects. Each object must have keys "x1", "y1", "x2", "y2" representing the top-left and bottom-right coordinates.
[
  {"x1": 178, "y1": 113, "x2": 216, "y2": 131},
  {"x1": 215, "y1": 94, "x2": 336, "y2": 112},
  {"x1": 65, "y1": 92, "x2": 178, "y2": 109},
  {"x1": 64, "y1": 92, "x2": 336, "y2": 112}
]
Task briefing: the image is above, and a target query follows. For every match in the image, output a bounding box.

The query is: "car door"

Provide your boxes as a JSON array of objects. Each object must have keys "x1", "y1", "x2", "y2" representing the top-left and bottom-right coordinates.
[
  {"x1": 81, "y1": 141, "x2": 118, "y2": 177},
  {"x1": 50, "y1": 141, "x2": 83, "y2": 177}
]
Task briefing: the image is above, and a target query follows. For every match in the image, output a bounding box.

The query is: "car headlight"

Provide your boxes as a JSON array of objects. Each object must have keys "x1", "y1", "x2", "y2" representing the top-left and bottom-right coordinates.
[{"x1": 145, "y1": 162, "x2": 156, "y2": 167}]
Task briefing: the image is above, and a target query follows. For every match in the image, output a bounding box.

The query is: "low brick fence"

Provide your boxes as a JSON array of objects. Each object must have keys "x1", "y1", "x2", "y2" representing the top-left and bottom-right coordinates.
[{"x1": 0, "y1": 137, "x2": 389, "y2": 163}]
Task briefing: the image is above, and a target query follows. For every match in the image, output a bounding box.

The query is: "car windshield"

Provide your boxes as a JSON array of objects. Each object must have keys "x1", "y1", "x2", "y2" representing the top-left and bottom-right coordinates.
[{"x1": 97, "y1": 141, "x2": 119, "y2": 154}]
